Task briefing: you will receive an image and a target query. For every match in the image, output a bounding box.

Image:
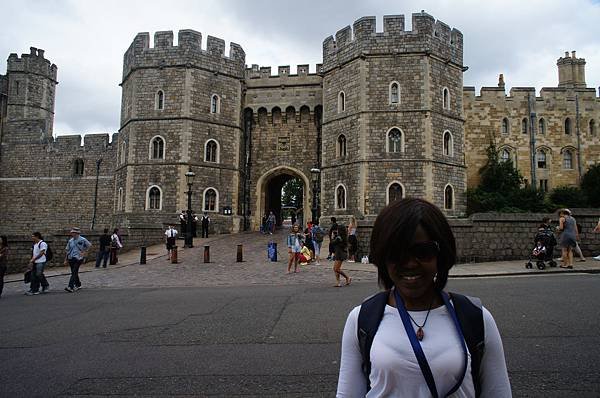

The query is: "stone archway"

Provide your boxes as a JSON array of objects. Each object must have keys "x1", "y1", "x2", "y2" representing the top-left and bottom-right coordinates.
[{"x1": 255, "y1": 166, "x2": 311, "y2": 231}]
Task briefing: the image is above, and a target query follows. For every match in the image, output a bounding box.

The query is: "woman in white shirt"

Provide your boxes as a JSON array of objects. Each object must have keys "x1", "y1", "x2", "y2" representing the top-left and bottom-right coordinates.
[{"x1": 336, "y1": 198, "x2": 511, "y2": 397}]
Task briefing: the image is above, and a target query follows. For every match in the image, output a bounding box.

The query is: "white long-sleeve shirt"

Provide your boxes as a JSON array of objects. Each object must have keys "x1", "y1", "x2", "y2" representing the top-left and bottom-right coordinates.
[{"x1": 336, "y1": 302, "x2": 511, "y2": 397}]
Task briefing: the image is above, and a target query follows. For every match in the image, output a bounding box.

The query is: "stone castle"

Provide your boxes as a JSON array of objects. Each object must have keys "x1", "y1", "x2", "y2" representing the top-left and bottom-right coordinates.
[{"x1": 1, "y1": 12, "x2": 599, "y2": 242}]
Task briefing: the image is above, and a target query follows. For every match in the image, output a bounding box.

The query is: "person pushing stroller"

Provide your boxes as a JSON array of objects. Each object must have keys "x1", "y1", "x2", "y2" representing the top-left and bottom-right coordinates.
[{"x1": 526, "y1": 217, "x2": 557, "y2": 270}]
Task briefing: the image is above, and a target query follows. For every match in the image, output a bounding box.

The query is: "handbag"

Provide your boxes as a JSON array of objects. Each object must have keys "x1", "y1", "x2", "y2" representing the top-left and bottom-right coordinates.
[{"x1": 24, "y1": 270, "x2": 32, "y2": 284}]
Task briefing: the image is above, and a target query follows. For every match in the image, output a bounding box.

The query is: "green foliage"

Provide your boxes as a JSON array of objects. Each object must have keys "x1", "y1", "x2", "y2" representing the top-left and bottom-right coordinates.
[
  {"x1": 548, "y1": 186, "x2": 588, "y2": 209},
  {"x1": 478, "y1": 143, "x2": 523, "y2": 192},
  {"x1": 581, "y1": 164, "x2": 600, "y2": 207},
  {"x1": 281, "y1": 178, "x2": 303, "y2": 207}
]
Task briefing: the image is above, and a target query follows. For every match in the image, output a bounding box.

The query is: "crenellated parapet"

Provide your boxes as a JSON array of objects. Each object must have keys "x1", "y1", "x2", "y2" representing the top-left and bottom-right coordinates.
[
  {"x1": 50, "y1": 133, "x2": 117, "y2": 153},
  {"x1": 244, "y1": 63, "x2": 323, "y2": 79},
  {"x1": 464, "y1": 85, "x2": 600, "y2": 103},
  {"x1": 322, "y1": 13, "x2": 463, "y2": 73},
  {"x1": 7, "y1": 47, "x2": 58, "y2": 82},
  {"x1": 122, "y1": 30, "x2": 246, "y2": 81}
]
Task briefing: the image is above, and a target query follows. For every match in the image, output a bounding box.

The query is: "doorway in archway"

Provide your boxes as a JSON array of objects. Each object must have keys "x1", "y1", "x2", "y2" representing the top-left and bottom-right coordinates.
[{"x1": 264, "y1": 174, "x2": 304, "y2": 227}]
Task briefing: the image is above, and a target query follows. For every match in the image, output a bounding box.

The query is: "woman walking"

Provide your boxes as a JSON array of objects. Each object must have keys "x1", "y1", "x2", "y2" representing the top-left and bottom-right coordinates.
[
  {"x1": 331, "y1": 224, "x2": 351, "y2": 287},
  {"x1": 286, "y1": 224, "x2": 304, "y2": 273},
  {"x1": 110, "y1": 228, "x2": 123, "y2": 265},
  {"x1": 557, "y1": 209, "x2": 577, "y2": 269},
  {"x1": 0, "y1": 236, "x2": 8, "y2": 299},
  {"x1": 347, "y1": 217, "x2": 358, "y2": 263}
]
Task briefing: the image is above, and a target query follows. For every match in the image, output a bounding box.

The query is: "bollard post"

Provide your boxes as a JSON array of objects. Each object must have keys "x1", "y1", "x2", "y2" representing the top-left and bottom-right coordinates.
[
  {"x1": 140, "y1": 246, "x2": 147, "y2": 264},
  {"x1": 171, "y1": 246, "x2": 178, "y2": 264},
  {"x1": 204, "y1": 245, "x2": 210, "y2": 263},
  {"x1": 237, "y1": 244, "x2": 243, "y2": 262}
]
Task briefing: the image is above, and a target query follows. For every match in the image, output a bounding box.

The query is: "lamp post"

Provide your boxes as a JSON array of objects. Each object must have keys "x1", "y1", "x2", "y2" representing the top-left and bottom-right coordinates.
[
  {"x1": 184, "y1": 168, "x2": 196, "y2": 248},
  {"x1": 310, "y1": 167, "x2": 320, "y2": 224}
]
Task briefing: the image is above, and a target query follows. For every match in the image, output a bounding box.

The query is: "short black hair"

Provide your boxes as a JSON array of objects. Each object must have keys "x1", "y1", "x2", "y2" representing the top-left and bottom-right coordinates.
[
  {"x1": 370, "y1": 198, "x2": 456, "y2": 291},
  {"x1": 32, "y1": 232, "x2": 43, "y2": 240}
]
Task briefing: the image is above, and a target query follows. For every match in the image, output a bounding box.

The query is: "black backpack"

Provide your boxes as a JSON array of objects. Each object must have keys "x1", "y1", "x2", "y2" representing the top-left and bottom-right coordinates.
[
  {"x1": 35, "y1": 241, "x2": 54, "y2": 262},
  {"x1": 357, "y1": 290, "x2": 485, "y2": 396}
]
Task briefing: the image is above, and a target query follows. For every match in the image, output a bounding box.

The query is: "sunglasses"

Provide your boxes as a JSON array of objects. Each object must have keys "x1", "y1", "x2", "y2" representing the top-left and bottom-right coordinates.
[{"x1": 389, "y1": 241, "x2": 440, "y2": 264}]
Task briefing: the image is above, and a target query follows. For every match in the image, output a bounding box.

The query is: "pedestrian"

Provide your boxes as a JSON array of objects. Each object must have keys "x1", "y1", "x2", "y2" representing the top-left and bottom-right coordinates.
[
  {"x1": 304, "y1": 222, "x2": 315, "y2": 261},
  {"x1": 26, "y1": 232, "x2": 50, "y2": 295},
  {"x1": 573, "y1": 220, "x2": 586, "y2": 262},
  {"x1": 286, "y1": 224, "x2": 303, "y2": 273},
  {"x1": 64, "y1": 227, "x2": 91, "y2": 293},
  {"x1": 179, "y1": 210, "x2": 187, "y2": 236},
  {"x1": 267, "y1": 211, "x2": 276, "y2": 235},
  {"x1": 299, "y1": 242, "x2": 312, "y2": 266},
  {"x1": 165, "y1": 225, "x2": 178, "y2": 259},
  {"x1": 311, "y1": 221, "x2": 325, "y2": 265},
  {"x1": 336, "y1": 198, "x2": 511, "y2": 397},
  {"x1": 192, "y1": 213, "x2": 199, "y2": 238},
  {"x1": 201, "y1": 212, "x2": 210, "y2": 238},
  {"x1": 261, "y1": 215, "x2": 267, "y2": 234},
  {"x1": 95, "y1": 228, "x2": 111, "y2": 268},
  {"x1": 0, "y1": 236, "x2": 8, "y2": 299},
  {"x1": 593, "y1": 219, "x2": 600, "y2": 261},
  {"x1": 327, "y1": 217, "x2": 338, "y2": 260},
  {"x1": 331, "y1": 224, "x2": 351, "y2": 287},
  {"x1": 347, "y1": 216, "x2": 358, "y2": 263},
  {"x1": 557, "y1": 209, "x2": 577, "y2": 269},
  {"x1": 110, "y1": 228, "x2": 123, "y2": 265}
]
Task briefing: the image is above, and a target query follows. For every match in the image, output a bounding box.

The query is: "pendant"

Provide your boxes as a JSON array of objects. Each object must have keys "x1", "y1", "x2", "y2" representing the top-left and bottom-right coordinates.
[{"x1": 416, "y1": 327, "x2": 424, "y2": 341}]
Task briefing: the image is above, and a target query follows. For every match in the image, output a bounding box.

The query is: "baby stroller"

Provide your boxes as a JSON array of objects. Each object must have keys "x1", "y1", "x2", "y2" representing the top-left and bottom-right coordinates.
[{"x1": 526, "y1": 227, "x2": 557, "y2": 270}]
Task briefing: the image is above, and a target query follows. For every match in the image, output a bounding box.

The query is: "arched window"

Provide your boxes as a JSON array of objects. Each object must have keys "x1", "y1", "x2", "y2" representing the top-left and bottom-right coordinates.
[
  {"x1": 389, "y1": 82, "x2": 400, "y2": 104},
  {"x1": 442, "y1": 87, "x2": 450, "y2": 110},
  {"x1": 147, "y1": 186, "x2": 162, "y2": 210},
  {"x1": 565, "y1": 118, "x2": 572, "y2": 135},
  {"x1": 73, "y1": 159, "x2": 84, "y2": 177},
  {"x1": 203, "y1": 188, "x2": 218, "y2": 212},
  {"x1": 538, "y1": 118, "x2": 546, "y2": 135},
  {"x1": 211, "y1": 94, "x2": 221, "y2": 114},
  {"x1": 500, "y1": 149, "x2": 511, "y2": 163},
  {"x1": 387, "y1": 182, "x2": 404, "y2": 204},
  {"x1": 117, "y1": 187, "x2": 123, "y2": 211},
  {"x1": 285, "y1": 106, "x2": 296, "y2": 123},
  {"x1": 522, "y1": 118, "x2": 528, "y2": 134},
  {"x1": 335, "y1": 184, "x2": 346, "y2": 210},
  {"x1": 563, "y1": 149, "x2": 573, "y2": 169},
  {"x1": 444, "y1": 184, "x2": 454, "y2": 210},
  {"x1": 590, "y1": 119, "x2": 596, "y2": 136},
  {"x1": 338, "y1": 91, "x2": 345, "y2": 113},
  {"x1": 150, "y1": 136, "x2": 165, "y2": 159},
  {"x1": 387, "y1": 128, "x2": 403, "y2": 153},
  {"x1": 537, "y1": 150, "x2": 547, "y2": 169},
  {"x1": 443, "y1": 130, "x2": 453, "y2": 156},
  {"x1": 204, "y1": 139, "x2": 219, "y2": 163},
  {"x1": 337, "y1": 134, "x2": 347, "y2": 158},
  {"x1": 156, "y1": 90, "x2": 164, "y2": 110},
  {"x1": 272, "y1": 107, "x2": 282, "y2": 124},
  {"x1": 258, "y1": 107, "x2": 268, "y2": 126},
  {"x1": 501, "y1": 118, "x2": 509, "y2": 135}
]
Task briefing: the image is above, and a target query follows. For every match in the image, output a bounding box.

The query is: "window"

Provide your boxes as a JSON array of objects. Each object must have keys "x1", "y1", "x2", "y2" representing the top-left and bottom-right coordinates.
[
  {"x1": 117, "y1": 187, "x2": 123, "y2": 211},
  {"x1": 539, "y1": 179, "x2": 548, "y2": 193},
  {"x1": 387, "y1": 182, "x2": 404, "y2": 204},
  {"x1": 563, "y1": 150, "x2": 573, "y2": 169},
  {"x1": 272, "y1": 107, "x2": 282, "y2": 124},
  {"x1": 147, "y1": 186, "x2": 162, "y2": 210},
  {"x1": 338, "y1": 91, "x2": 345, "y2": 113},
  {"x1": 120, "y1": 142, "x2": 126, "y2": 164},
  {"x1": 537, "y1": 150, "x2": 547, "y2": 169},
  {"x1": 590, "y1": 119, "x2": 596, "y2": 136},
  {"x1": 389, "y1": 82, "x2": 400, "y2": 104},
  {"x1": 443, "y1": 130, "x2": 453, "y2": 156},
  {"x1": 565, "y1": 118, "x2": 572, "y2": 135},
  {"x1": 501, "y1": 118, "x2": 509, "y2": 135},
  {"x1": 156, "y1": 90, "x2": 164, "y2": 110},
  {"x1": 15, "y1": 81, "x2": 20, "y2": 95},
  {"x1": 204, "y1": 139, "x2": 219, "y2": 163},
  {"x1": 500, "y1": 149, "x2": 511, "y2": 163},
  {"x1": 522, "y1": 118, "x2": 528, "y2": 134},
  {"x1": 444, "y1": 184, "x2": 454, "y2": 210},
  {"x1": 538, "y1": 118, "x2": 546, "y2": 135},
  {"x1": 335, "y1": 184, "x2": 346, "y2": 210},
  {"x1": 337, "y1": 134, "x2": 347, "y2": 158},
  {"x1": 442, "y1": 87, "x2": 450, "y2": 110},
  {"x1": 387, "y1": 128, "x2": 403, "y2": 153},
  {"x1": 211, "y1": 94, "x2": 221, "y2": 114},
  {"x1": 203, "y1": 188, "x2": 218, "y2": 212},
  {"x1": 150, "y1": 136, "x2": 165, "y2": 159},
  {"x1": 73, "y1": 159, "x2": 84, "y2": 177}
]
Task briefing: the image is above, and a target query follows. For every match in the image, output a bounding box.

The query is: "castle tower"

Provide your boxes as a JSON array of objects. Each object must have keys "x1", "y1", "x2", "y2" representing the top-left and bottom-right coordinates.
[
  {"x1": 320, "y1": 13, "x2": 466, "y2": 223},
  {"x1": 557, "y1": 51, "x2": 586, "y2": 89},
  {"x1": 117, "y1": 30, "x2": 246, "y2": 231},
  {"x1": 2, "y1": 47, "x2": 57, "y2": 142}
]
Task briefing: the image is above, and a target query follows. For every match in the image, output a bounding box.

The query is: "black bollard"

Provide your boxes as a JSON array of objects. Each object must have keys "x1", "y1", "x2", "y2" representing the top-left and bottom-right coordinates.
[
  {"x1": 237, "y1": 244, "x2": 243, "y2": 262},
  {"x1": 140, "y1": 246, "x2": 147, "y2": 264},
  {"x1": 204, "y1": 245, "x2": 210, "y2": 263}
]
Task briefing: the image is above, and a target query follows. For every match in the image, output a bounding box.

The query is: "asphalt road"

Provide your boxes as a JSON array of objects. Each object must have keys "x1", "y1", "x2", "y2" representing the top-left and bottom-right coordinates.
[{"x1": 1, "y1": 274, "x2": 599, "y2": 397}]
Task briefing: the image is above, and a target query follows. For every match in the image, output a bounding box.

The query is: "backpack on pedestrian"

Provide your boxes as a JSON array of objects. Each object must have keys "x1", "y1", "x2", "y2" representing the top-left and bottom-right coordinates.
[
  {"x1": 314, "y1": 227, "x2": 325, "y2": 243},
  {"x1": 35, "y1": 240, "x2": 53, "y2": 262}
]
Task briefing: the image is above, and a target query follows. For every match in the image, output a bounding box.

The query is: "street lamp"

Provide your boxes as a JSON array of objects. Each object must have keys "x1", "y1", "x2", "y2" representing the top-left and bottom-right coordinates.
[
  {"x1": 184, "y1": 168, "x2": 196, "y2": 248},
  {"x1": 310, "y1": 167, "x2": 320, "y2": 224}
]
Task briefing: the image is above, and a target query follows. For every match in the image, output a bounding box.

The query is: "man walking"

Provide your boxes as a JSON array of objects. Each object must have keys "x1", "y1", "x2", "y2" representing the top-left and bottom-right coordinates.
[
  {"x1": 26, "y1": 232, "x2": 50, "y2": 295},
  {"x1": 165, "y1": 225, "x2": 178, "y2": 259},
  {"x1": 64, "y1": 227, "x2": 91, "y2": 293},
  {"x1": 201, "y1": 212, "x2": 210, "y2": 238},
  {"x1": 267, "y1": 211, "x2": 276, "y2": 235},
  {"x1": 95, "y1": 228, "x2": 111, "y2": 268}
]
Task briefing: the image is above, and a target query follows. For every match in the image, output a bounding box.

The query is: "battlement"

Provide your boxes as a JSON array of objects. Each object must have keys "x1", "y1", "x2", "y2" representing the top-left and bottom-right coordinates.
[
  {"x1": 50, "y1": 133, "x2": 116, "y2": 151},
  {"x1": 244, "y1": 63, "x2": 323, "y2": 79},
  {"x1": 464, "y1": 85, "x2": 600, "y2": 102},
  {"x1": 322, "y1": 13, "x2": 463, "y2": 73},
  {"x1": 7, "y1": 47, "x2": 58, "y2": 81},
  {"x1": 123, "y1": 30, "x2": 245, "y2": 81}
]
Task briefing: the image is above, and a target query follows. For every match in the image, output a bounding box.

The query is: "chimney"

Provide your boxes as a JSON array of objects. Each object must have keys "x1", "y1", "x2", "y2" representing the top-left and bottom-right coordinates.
[{"x1": 557, "y1": 50, "x2": 586, "y2": 89}]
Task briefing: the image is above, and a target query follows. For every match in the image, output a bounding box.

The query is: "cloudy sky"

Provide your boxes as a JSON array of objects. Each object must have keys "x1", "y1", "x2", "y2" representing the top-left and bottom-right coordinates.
[{"x1": 2, "y1": 0, "x2": 600, "y2": 137}]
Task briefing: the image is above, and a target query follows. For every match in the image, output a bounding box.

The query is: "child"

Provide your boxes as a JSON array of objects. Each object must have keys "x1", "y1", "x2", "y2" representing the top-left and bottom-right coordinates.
[
  {"x1": 532, "y1": 240, "x2": 546, "y2": 258},
  {"x1": 299, "y1": 243, "x2": 312, "y2": 265}
]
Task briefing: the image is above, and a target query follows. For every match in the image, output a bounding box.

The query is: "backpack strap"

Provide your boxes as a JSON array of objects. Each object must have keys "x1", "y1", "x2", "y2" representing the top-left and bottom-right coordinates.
[
  {"x1": 450, "y1": 292, "x2": 485, "y2": 397},
  {"x1": 357, "y1": 290, "x2": 389, "y2": 392}
]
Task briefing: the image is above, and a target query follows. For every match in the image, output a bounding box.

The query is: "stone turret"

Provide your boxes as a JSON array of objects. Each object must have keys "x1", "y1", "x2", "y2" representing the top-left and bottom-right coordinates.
[{"x1": 557, "y1": 51, "x2": 586, "y2": 89}]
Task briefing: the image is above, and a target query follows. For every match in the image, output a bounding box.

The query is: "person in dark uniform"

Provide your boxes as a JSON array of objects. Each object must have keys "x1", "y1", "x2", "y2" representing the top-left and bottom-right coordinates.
[
  {"x1": 201, "y1": 212, "x2": 211, "y2": 238},
  {"x1": 179, "y1": 211, "x2": 187, "y2": 237},
  {"x1": 95, "y1": 228, "x2": 111, "y2": 268}
]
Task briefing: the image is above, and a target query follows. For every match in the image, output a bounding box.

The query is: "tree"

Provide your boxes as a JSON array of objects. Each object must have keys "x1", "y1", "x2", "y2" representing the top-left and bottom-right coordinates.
[
  {"x1": 549, "y1": 186, "x2": 588, "y2": 208},
  {"x1": 478, "y1": 143, "x2": 523, "y2": 193},
  {"x1": 581, "y1": 164, "x2": 600, "y2": 207},
  {"x1": 281, "y1": 178, "x2": 303, "y2": 208}
]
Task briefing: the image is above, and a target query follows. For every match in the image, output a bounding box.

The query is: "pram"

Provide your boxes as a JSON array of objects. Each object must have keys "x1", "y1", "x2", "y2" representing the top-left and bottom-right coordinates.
[{"x1": 526, "y1": 227, "x2": 558, "y2": 270}]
